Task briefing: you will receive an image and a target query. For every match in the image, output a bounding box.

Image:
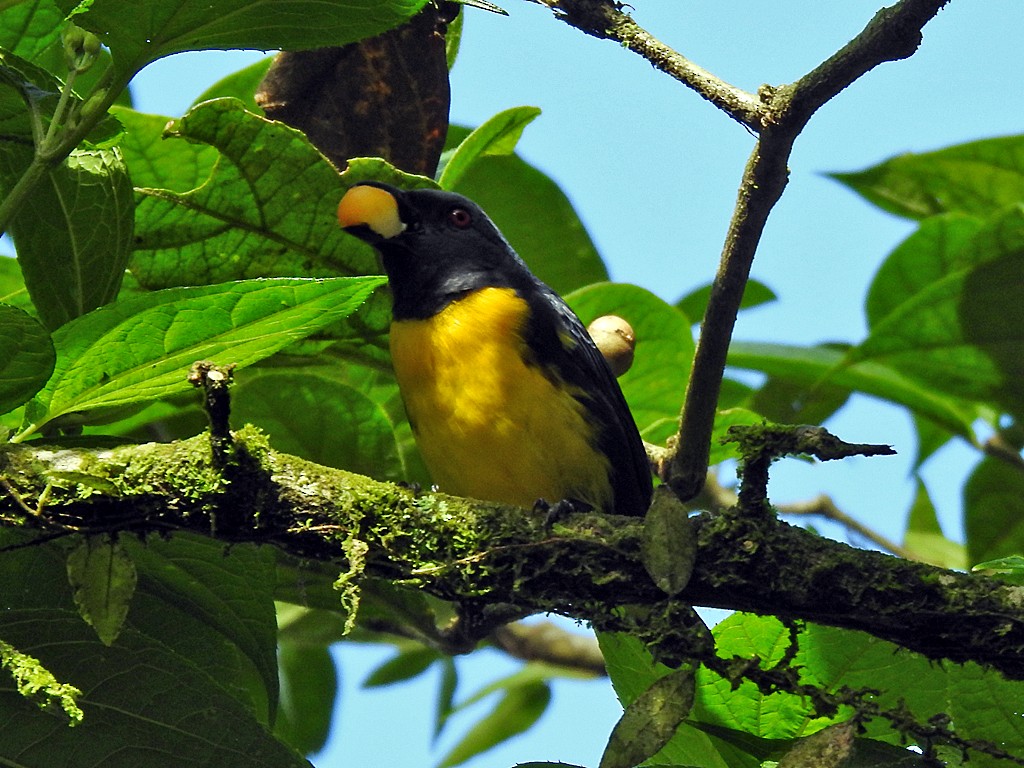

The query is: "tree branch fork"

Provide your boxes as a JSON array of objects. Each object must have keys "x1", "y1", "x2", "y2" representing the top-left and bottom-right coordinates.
[{"x1": 2, "y1": 426, "x2": 1021, "y2": 681}]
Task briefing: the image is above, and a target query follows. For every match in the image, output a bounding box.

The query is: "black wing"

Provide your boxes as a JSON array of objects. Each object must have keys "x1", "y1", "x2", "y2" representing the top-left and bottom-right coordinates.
[{"x1": 521, "y1": 281, "x2": 653, "y2": 516}]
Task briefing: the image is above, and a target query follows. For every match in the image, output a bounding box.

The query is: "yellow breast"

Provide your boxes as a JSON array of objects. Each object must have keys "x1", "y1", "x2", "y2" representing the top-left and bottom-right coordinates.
[{"x1": 389, "y1": 287, "x2": 612, "y2": 511}]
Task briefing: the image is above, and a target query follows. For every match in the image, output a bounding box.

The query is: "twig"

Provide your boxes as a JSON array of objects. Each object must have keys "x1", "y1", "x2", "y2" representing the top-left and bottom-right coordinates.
[
  {"x1": 534, "y1": 0, "x2": 761, "y2": 130},
  {"x1": 782, "y1": 494, "x2": 912, "y2": 559},
  {"x1": 662, "y1": 0, "x2": 948, "y2": 499}
]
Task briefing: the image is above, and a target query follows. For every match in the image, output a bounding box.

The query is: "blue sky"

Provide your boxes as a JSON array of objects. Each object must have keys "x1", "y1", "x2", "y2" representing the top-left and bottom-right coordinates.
[{"x1": 128, "y1": 2, "x2": 1022, "y2": 766}]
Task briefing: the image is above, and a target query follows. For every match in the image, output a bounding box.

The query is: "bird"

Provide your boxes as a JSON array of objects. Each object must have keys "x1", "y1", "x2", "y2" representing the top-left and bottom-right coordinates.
[{"x1": 337, "y1": 182, "x2": 652, "y2": 517}]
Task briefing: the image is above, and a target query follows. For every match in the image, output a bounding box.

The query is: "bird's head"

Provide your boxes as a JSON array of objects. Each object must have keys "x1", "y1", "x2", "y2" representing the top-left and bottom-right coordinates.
[{"x1": 338, "y1": 182, "x2": 529, "y2": 318}]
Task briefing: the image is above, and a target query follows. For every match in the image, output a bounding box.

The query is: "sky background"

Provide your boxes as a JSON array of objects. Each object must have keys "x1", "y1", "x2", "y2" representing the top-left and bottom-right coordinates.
[{"x1": 127, "y1": 2, "x2": 1023, "y2": 766}]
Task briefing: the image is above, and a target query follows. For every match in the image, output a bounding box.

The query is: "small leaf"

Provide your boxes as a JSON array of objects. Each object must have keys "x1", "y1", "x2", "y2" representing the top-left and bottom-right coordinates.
[
  {"x1": 675, "y1": 278, "x2": 777, "y2": 322},
  {"x1": 446, "y1": 124, "x2": 608, "y2": 295},
  {"x1": 66, "y1": 534, "x2": 137, "y2": 646},
  {"x1": 641, "y1": 486, "x2": 696, "y2": 596},
  {"x1": 0, "y1": 302, "x2": 54, "y2": 414},
  {"x1": 600, "y1": 667, "x2": 695, "y2": 768},
  {"x1": 438, "y1": 105, "x2": 541, "y2": 190},
  {"x1": 363, "y1": 646, "x2": 439, "y2": 688},
  {"x1": 972, "y1": 555, "x2": 1024, "y2": 585},
  {"x1": 192, "y1": 56, "x2": 273, "y2": 112},
  {"x1": 274, "y1": 641, "x2": 337, "y2": 755},
  {"x1": 437, "y1": 680, "x2": 551, "y2": 768},
  {"x1": 18, "y1": 276, "x2": 385, "y2": 440},
  {"x1": 902, "y1": 479, "x2": 967, "y2": 569}
]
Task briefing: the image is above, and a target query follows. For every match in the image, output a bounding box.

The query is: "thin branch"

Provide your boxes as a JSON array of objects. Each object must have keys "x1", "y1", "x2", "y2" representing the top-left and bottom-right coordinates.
[
  {"x1": 663, "y1": 0, "x2": 948, "y2": 499},
  {"x1": 782, "y1": 494, "x2": 913, "y2": 560},
  {"x1": 535, "y1": 0, "x2": 761, "y2": 130}
]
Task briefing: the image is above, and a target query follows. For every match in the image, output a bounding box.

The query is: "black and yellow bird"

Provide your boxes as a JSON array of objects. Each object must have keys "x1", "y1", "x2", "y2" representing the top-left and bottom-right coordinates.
[{"x1": 337, "y1": 182, "x2": 652, "y2": 517}]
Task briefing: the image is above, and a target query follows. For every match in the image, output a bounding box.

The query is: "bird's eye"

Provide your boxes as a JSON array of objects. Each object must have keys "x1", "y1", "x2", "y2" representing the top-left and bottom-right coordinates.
[{"x1": 447, "y1": 207, "x2": 472, "y2": 229}]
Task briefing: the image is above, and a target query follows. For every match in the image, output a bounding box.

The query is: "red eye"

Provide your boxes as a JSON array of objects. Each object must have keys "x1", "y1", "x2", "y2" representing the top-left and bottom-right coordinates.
[{"x1": 447, "y1": 207, "x2": 472, "y2": 229}]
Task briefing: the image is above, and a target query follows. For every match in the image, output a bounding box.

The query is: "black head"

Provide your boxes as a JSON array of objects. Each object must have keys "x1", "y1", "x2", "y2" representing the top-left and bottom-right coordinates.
[{"x1": 338, "y1": 182, "x2": 534, "y2": 319}]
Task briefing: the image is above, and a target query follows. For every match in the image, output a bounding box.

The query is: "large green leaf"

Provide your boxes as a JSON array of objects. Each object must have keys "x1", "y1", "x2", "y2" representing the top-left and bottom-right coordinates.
[
  {"x1": 125, "y1": 535, "x2": 280, "y2": 724},
  {"x1": 567, "y1": 282, "x2": 693, "y2": 444},
  {"x1": 17, "y1": 276, "x2": 385, "y2": 440},
  {"x1": 727, "y1": 341, "x2": 977, "y2": 439},
  {"x1": 852, "y1": 207, "x2": 1024, "y2": 414},
  {"x1": 130, "y1": 99, "x2": 431, "y2": 289},
  {"x1": 0, "y1": 531, "x2": 303, "y2": 768},
  {"x1": 832, "y1": 134, "x2": 1024, "y2": 220},
  {"x1": 0, "y1": 302, "x2": 53, "y2": 414},
  {"x1": 0, "y1": 0, "x2": 64, "y2": 61},
  {"x1": 57, "y1": 0, "x2": 429, "y2": 76},
  {"x1": 446, "y1": 125, "x2": 607, "y2": 295},
  {"x1": 865, "y1": 213, "x2": 984, "y2": 329},
  {"x1": 694, "y1": 613, "x2": 1024, "y2": 759},
  {"x1": 9, "y1": 147, "x2": 134, "y2": 330}
]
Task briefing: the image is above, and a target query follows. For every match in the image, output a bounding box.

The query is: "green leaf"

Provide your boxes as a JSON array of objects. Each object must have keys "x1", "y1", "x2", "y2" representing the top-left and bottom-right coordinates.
[
  {"x1": 910, "y1": 412, "x2": 953, "y2": 470},
  {"x1": 690, "y1": 613, "x2": 1024, "y2": 759},
  {"x1": 597, "y1": 632, "x2": 747, "y2": 768},
  {"x1": 567, "y1": 283, "x2": 694, "y2": 444},
  {"x1": 727, "y1": 341, "x2": 977, "y2": 439},
  {"x1": 17, "y1": 276, "x2": 385, "y2": 440},
  {"x1": 675, "y1": 278, "x2": 777, "y2": 322},
  {"x1": 58, "y1": 0, "x2": 430, "y2": 77},
  {"x1": 438, "y1": 105, "x2": 541, "y2": 190},
  {"x1": 192, "y1": 56, "x2": 274, "y2": 112},
  {"x1": 125, "y1": 535, "x2": 280, "y2": 724},
  {"x1": 0, "y1": 610, "x2": 307, "y2": 767},
  {"x1": 831, "y1": 135, "x2": 1024, "y2": 220},
  {"x1": 130, "y1": 99, "x2": 432, "y2": 289},
  {"x1": 363, "y1": 646, "x2": 439, "y2": 688},
  {"x1": 112, "y1": 106, "x2": 218, "y2": 192},
  {"x1": 902, "y1": 479, "x2": 967, "y2": 569},
  {"x1": 231, "y1": 370, "x2": 405, "y2": 480},
  {"x1": 708, "y1": 407, "x2": 762, "y2": 467},
  {"x1": 865, "y1": 213, "x2": 984, "y2": 330},
  {"x1": 437, "y1": 680, "x2": 551, "y2": 768},
  {"x1": 66, "y1": 534, "x2": 137, "y2": 646},
  {"x1": 446, "y1": 125, "x2": 607, "y2": 295},
  {"x1": 600, "y1": 667, "x2": 695, "y2": 768},
  {"x1": 852, "y1": 207, "x2": 1024, "y2": 413},
  {"x1": 0, "y1": 0, "x2": 65, "y2": 60},
  {"x1": 0, "y1": 530, "x2": 301, "y2": 766},
  {"x1": 641, "y1": 486, "x2": 696, "y2": 596},
  {"x1": 0, "y1": 302, "x2": 53, "y2": 414},
  {"x1": 274, "y1": 641, "x2": 336, "y2": 755},
  {"x1": 7, "y1": 147, "x2": 134, "y2": 330},
  {"x1": 964, "y1": 457, "x2": 1024, "y2": 565},
  {"x1": 972, "y1": 555, "x2": 1024, "y2": 585},
  {"x1": 748, "y1": 373, "x2": 850, "y2": 427}
]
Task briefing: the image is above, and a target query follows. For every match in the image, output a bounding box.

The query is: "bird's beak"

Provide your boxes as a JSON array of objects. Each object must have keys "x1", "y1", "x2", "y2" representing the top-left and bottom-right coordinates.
[{"x1": 337, "y1": 183, "x2": 407, "y2": 240}]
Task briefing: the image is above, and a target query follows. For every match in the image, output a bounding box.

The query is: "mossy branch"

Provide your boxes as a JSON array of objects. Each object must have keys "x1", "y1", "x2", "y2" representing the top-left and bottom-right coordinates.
[{"x1": 2, "y1": 430, "x2": 1022, "y2": 680}]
